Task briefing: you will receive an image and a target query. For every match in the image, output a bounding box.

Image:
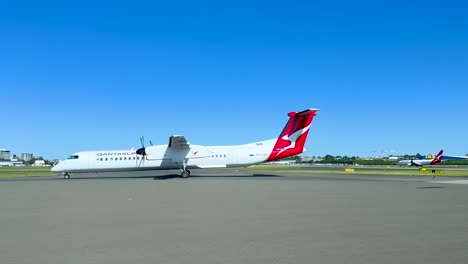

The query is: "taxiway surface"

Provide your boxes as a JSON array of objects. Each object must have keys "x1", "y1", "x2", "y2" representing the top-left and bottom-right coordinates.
[{"x1": 1, "y1": 169, "x2": 468, "y2": 264}]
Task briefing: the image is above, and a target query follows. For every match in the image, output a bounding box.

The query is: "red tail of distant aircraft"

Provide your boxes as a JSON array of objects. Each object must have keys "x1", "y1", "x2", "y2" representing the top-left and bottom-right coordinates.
[{"x1": 430, "y1": 150, "x2": 444, "y2": 165}]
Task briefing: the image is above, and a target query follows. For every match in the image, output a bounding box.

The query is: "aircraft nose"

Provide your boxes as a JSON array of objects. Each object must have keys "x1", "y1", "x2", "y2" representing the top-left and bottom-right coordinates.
[{"x1": 51, "y1": 163, "x2": 61, "y2": 172}]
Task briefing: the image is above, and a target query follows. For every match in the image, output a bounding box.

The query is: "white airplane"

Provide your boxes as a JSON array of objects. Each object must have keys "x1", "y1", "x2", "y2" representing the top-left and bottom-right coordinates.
[
  {"x1": 51, "y1": 108, "x2": 319, "y2": 179},
  {"x1": 397, "y1": 150, "x2": 443, "y2": 167}
]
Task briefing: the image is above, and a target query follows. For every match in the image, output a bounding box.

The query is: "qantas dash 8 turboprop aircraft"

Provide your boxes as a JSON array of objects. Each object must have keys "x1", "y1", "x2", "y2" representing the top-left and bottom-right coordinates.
[{"x1": 52, "y1": 109, "x2": 319, "y2": 179}]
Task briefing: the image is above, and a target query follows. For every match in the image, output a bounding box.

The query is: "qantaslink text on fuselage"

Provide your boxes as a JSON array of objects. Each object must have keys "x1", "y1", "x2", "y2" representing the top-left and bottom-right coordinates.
[{"x1": 96, "y1": 152, "x2": 136, "y2": 156}]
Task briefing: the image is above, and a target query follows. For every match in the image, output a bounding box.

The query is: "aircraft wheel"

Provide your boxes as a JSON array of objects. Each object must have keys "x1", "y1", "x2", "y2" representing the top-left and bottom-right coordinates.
[
  {"x1": 186, "y1": 170, "x2": 191, "y2": 176},
  {"x1": 181, "y1": 171, "x2": 190, "y2": 178},
  {"x1": 63, "y1": 173, "x2": 70, "y2": 179}
]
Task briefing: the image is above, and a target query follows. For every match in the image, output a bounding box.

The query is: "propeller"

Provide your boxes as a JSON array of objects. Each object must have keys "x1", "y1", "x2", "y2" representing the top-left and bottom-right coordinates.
[{"x1": 136, "y1": 136, "x2": 147, "y2": 167}]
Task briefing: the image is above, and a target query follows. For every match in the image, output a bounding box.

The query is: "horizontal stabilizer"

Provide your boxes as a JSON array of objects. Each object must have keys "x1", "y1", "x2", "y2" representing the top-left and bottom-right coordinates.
[
  {"x1": 294, "y1": 108, "x2": 320, "y2": 116},
  {"x1": 168, "y1": 135, "x2": 190, "y2": 148}
]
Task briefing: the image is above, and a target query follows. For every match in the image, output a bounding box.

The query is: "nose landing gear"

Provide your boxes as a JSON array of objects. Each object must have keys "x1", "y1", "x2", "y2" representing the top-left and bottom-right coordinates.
[{"x1": 63, "y1": 172, "x2": 70, "y2": 179}]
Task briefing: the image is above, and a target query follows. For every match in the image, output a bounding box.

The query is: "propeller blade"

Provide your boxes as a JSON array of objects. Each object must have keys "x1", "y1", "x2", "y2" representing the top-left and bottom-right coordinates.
[
  {"x1": 139, "y1": 155, "x2": 145, "y2": 167},
  {"x1": 136, "y1": 137, "x2": 147, "y2": 167}
]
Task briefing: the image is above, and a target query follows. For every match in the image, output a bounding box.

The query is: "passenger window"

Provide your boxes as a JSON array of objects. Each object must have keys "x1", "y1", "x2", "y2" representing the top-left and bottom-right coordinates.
[
  {"x1": 120, "y1": 157, "x2": 122, "y2": 160},
  {"x1": 100, "y1": 158, "x2": 103, "y2": 161},
  {"x1": 105, "y1": 158, "x2": 108, "y2": 161},
  {"x1": 224, "y1": 154, "x2": 226, "y2": 157}
]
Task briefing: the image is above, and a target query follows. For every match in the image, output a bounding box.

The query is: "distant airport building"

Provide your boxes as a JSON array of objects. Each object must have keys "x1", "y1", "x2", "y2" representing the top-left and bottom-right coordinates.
[
  {"x1": 0, "y1": 161, "x2": 24, "y2": 167},
  {"x1": 20, "y1": 153, "x2": 33, "y2": 161},
  {"x1": 33, "y1": 160, "x2": 47, "y2": 167},
  {"x1": 0, "y1": 149, "x2": 11, "y2": 161}
]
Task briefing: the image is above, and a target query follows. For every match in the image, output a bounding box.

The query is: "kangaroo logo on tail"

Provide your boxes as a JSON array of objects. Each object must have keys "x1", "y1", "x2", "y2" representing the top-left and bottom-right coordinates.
[
  {"x1": 276, "y1": 123, "x2": 312, "y2": 156},
  {"x1": 430, "y1": 149, "x2": 444, "y2": 165},
  {"x1": 267, "y1": 109, "x2": 319, "y2": 161}
]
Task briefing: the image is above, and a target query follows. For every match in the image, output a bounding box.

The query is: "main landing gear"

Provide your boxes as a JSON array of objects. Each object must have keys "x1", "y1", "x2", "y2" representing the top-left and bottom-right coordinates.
[
  {"x1": 181, "y1": 169, "x2": 191, "y2": 178},
  {"x1": 63, "y1": 172, "x2": 70, "y2": 179},
  {"x1": 177, "y1": 160, "x2": 191, "y2": 178}
]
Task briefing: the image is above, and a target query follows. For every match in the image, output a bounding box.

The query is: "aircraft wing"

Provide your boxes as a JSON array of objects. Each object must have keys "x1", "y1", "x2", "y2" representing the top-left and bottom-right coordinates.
[{"x1": 168, "y1": 135, "x2": 190, "y2": 148}]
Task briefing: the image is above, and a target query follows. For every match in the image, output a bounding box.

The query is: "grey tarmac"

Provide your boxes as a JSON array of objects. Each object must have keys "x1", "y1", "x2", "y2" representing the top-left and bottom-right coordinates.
[{"x1": 1, "y1": 169, "x2": 468, "y2": 264}]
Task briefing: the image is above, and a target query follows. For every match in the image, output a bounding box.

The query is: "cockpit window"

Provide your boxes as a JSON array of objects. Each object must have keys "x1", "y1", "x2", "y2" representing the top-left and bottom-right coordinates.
[{"x1": 67, "y1": 155, "x2": 79, "y2": 160}]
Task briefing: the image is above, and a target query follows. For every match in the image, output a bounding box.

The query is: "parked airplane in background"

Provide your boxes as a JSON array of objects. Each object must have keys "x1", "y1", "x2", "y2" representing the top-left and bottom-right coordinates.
[
  {"x1": 52, "y1": 109, "x2": 319, "y2": 179},
  {"x1": 397, "y1": 150, "x2": 444, "y2": 167}
]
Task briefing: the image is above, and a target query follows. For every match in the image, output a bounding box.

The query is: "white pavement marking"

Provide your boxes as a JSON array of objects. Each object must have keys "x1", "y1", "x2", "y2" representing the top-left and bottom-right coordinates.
[{"x1": 429, "y1": 180, "x2": 468, "y2": 185}]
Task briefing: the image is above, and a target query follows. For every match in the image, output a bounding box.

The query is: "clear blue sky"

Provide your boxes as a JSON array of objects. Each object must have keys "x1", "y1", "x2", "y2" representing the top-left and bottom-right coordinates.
[{"x1": 1, "y1": 0, "x2": 467, "y2": 159}]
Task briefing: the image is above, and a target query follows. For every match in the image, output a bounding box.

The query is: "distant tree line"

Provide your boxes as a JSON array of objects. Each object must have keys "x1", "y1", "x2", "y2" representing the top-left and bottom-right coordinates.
[
  {"x1": 308, "y1": 155, "x2": 397, "y2": 165},
  {"x1": 442, "y1": 160, "x2": 468, "y2": 166}
]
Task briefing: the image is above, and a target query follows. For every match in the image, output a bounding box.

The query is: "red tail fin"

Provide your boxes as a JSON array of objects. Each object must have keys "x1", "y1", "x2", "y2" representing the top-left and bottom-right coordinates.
[
  {"x1": 430, "y1": 149, "x2": 444, "y2": 165},
  {"x1": 267, "y1": 109, "x2": 319, "y2": 161}
]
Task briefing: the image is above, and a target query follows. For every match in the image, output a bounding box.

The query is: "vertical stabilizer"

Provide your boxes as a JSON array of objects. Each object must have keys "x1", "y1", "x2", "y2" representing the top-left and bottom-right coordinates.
[
  {"x1": 267, "y1": 109, "x2": 319, "y2": 161},
  {"x1": 430, "y1": 149, "x2": 444, "y2": 165}
]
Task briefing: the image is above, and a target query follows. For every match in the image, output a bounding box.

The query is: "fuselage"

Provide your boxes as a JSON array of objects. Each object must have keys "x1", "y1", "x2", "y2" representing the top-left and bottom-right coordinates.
[
  {"x1": 51, "y1": 108, "x2": 319, "y2": 177},
  {"x1": 397, "y1": 159, "x2": 440, "y2": 167},
  {"x1": 51, "y1": 139, "x2": 279, "y2": 173}
]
